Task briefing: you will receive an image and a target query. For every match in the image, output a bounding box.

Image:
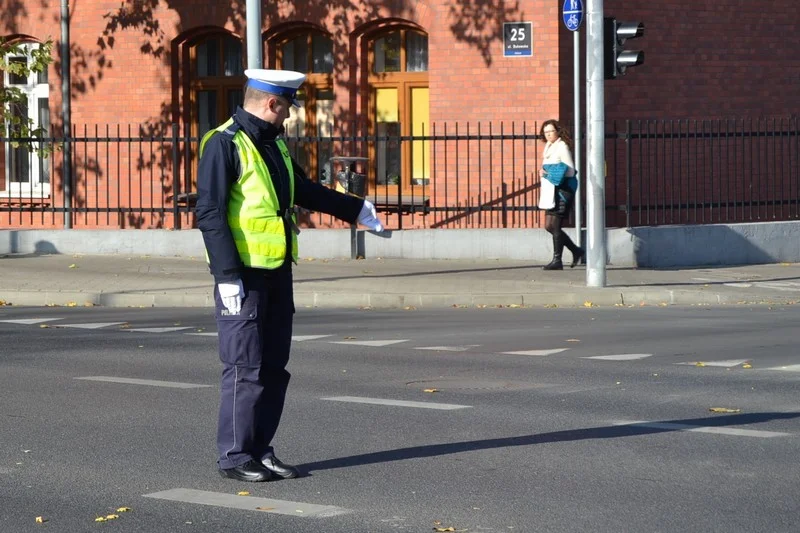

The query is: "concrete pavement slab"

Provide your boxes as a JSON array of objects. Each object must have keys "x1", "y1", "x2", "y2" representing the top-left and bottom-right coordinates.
[{"x1": 0, "y1": 253, "x2": 799, "y2": 309}]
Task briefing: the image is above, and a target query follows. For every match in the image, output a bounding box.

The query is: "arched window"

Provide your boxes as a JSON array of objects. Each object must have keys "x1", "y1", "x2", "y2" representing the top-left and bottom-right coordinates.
[
  {"x1": 275, "y1": 31, "x2": 334, "y2": 183},
  {"x1": 190, "y1": 33, "x2": 244, "y2": 139},
  {"x1": 2, "y1": 41, "x2": 50, "y2": 197},
  {"x1": 367, "y1": 28, "x2": 429, "y2": 190}
]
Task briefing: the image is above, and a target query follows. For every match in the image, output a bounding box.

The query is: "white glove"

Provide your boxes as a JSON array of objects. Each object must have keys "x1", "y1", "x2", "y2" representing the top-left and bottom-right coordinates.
[
  {"x1": 218, "y1": 280, "x2": 244, "y2": 315},
  {"x1": 357, "y1": 200, "x2": 384, "y2": 232}
]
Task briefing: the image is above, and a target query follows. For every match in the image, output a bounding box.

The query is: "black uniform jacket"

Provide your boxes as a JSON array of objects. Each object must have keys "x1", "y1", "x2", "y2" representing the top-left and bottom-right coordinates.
[{"x1": 196, "y1": 106, "x2": 364, "y2": 283}]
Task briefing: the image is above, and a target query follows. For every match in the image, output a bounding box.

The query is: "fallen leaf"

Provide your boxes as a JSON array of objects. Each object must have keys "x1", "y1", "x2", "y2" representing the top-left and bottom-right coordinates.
[
  {"x1": 508, "y1": 304, "x2": 522, "y2": 308},
  {"x1": 0, "y1": 300, "x2": 11, "y2": 306},
  {"x1": 566, "y1": 339, "x2": 580, "y2": 342},
  {"x1": 343, "y1": 336, "x2": 356, "y2": 340},
  {"x1": 544, "y1": 304, "x2": 558, "y2": 308},
  {"x1": 66, "y1": 301, "x2": 78, "y2": 307},
  {"x1": 68, "y1": 264, "x2": 78, "y2": 269},
  {"x1": 115, "y1": 507, "x2": 131, "y2": 513},
  {"x1": 95, "y1": 517, "x2": 108, "y2": 522},
  {"x1": 105, "y1": 514, "x2": 119, "y2": 520},
  {"x1": 237, "y1": 491, "x2": 250, "y2": 496},
  {"x1": 39, "y1": 324, "x2": 50, "y2": 328},
  {"x1": 695, "y1": 362, "x2": 706, "y2": 367},
  {"x1": 433, "y1": 528, "x2": 456, "y2": 532},
  {"x1": 709, "y1": 407, "x2": 741, "y2": 413},
  {"x1": 423, "y1": 388, "x2": 439, "y2": 393},
  {"x1": 35, "y1": 516, "x2": 45, "y2": 524},
  {"x1": 403, "y1": 306, "x2": 417, "y2": 310},
  {"x1": 742, "y1": 363, "x2": 752, "y2": 369},
  {"x1": 255, "y1": 507, "x2": 275, "y2": 511},
  {"x1": 583, "y1": 301, "x2": 595, "y2": 307}
]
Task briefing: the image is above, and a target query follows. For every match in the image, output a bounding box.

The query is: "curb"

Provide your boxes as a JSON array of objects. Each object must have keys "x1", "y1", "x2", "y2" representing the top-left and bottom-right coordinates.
[{"x1": 1, "y1": 289, "x2": 797, "y2": 309}]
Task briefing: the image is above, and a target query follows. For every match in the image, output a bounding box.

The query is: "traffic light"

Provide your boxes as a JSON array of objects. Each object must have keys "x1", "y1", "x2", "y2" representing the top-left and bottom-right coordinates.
[{"x1": 604, "y1": 17, "x2": 644, "y2": 79}]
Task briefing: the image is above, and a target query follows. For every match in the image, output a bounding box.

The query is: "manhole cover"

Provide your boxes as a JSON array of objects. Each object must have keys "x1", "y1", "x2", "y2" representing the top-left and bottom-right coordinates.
[{"x1": 405, "y1": 378, "x2": 540, "y2": 391}]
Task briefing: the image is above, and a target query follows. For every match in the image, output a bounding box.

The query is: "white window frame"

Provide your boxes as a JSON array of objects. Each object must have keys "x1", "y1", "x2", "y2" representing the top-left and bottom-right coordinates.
[{"x1": 3, "y1": 42, "x2": 50, "y2": 198}]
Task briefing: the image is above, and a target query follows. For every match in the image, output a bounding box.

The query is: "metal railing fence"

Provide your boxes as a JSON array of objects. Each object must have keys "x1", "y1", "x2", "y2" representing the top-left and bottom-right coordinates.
[{"x1": 1, "y1": 118, "x2": 797, "y2": 229}]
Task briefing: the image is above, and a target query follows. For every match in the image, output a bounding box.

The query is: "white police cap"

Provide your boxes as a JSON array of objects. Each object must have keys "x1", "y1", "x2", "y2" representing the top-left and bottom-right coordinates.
[{"x1": 244, "y1": 69, "x2": 306, "y2": 107}]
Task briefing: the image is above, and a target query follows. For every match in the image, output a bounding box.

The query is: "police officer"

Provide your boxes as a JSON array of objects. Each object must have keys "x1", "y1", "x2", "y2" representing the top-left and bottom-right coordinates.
[{"x1": 196, "y1": 69, "x2": 384, "y2": 482}]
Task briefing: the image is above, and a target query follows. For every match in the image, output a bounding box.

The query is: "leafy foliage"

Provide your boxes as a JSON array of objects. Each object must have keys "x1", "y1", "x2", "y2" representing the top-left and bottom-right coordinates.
[{"x1": 0, "y1": 37, "x2": 54, "y2": 150}]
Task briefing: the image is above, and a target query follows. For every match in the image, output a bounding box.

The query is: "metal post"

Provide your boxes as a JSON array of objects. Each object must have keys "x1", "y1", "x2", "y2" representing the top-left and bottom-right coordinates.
[
  {"x1": 246, "y1": 0, "x2": 262, "y2": 68},
  {"x1": 586, "y1": 0, "x2": 606, "y2": 287},
  {"x1": 573, "y1": 29, "x2": 582, "y2": 248},
  {"x1": 61, "y1": 0, "x2": 72, "y2": 228}
]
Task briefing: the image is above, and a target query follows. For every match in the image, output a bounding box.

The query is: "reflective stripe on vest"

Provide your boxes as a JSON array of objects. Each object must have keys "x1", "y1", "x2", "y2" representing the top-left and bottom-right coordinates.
[{"x1": 200, "y1": 118, "x2": 297, "y2": 269}]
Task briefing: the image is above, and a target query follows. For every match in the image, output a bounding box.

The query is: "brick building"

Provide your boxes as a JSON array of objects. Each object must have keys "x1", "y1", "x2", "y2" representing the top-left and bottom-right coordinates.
[{"x1": 1, "y1": 0, "x2": 798, "y2": 229}]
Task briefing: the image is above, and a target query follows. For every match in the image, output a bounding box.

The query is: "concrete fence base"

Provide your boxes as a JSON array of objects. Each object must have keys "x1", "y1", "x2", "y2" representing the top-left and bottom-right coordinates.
[{"x1": 1, "y1": 221, "x2": 798, "y2": 268}]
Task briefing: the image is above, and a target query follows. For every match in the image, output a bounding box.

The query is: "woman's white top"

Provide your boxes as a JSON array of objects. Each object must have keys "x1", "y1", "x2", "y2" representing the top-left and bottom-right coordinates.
[{"x1": 538, "y1": 137, "x2": 576, "y2": 210}]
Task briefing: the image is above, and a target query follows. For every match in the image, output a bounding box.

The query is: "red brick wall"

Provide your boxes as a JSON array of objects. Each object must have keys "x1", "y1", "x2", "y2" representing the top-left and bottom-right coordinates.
[{"x1": 2, "y1": 0, "x2": 798, "y2": 229}]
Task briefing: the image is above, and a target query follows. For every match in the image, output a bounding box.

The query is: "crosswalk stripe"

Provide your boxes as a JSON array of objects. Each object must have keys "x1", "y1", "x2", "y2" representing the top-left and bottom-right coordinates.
[
  {"x1": 764, "y1": 364, "x2": 800, "y2": 372},
  {"x1": 415, "y1": 345, "x2": 481, "y2": 352},
  {"x1": 186, "y1": 332, "x2": 217, "y2": 336},
  {"x1": 57, "y1": 322, "x2": 126, "y2": 329},
  {"x1": 127, "y1": 327, "x2": 193, "y2": 333},
  {"x1": 292, "y1": 334, "x2": 333, "y2": 341},
  {"x1": 0, "y1": 318, "x2": 60, "y2": 325},
  {"x1": 501, "y1": 349, "x2": 569, "y2": 356},
  {"x1": 321, "y1": 396, "x2": 471, "y2": 410},
  {"x1": 675, "y1": 359, "x2": 749, "y2": 368},
  {"x1": 330, "y1": 339, "x2": 408, "y2": 347},
  {"x1": 75, "y1": 376, "x2": 211, "y2": 389},
  {"x1": 614, "y1": 420, "x2": 791, "y2": 438},
  {"x1": 583, "y1": 354, "x2": 652, "y2": 361},
  {"x1": 143, "y1": 488, "x2": 350, "y2": 517}
]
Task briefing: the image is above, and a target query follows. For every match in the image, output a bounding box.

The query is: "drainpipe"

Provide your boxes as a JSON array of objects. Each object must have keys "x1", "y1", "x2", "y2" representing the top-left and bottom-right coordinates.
[{"x1": 61, "y1": 0, "x2": 72, "y2": 228}]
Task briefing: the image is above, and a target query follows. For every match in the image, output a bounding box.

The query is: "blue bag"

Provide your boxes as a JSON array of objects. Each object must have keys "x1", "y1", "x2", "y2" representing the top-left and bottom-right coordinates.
[{"x1": 542, "y1": 163, "x2": 570, "y2": 187}]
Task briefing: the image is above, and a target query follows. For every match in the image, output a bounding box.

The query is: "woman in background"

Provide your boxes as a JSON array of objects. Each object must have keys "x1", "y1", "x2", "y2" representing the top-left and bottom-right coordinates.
[{"x1": 538, "y1": 119, "x2": 584, "y2": 270}]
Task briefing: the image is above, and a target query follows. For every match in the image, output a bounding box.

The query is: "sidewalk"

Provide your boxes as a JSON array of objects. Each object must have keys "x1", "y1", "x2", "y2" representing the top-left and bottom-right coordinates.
[{"x1": 1, "y1": 253, "x2": 800, "y2": 309}]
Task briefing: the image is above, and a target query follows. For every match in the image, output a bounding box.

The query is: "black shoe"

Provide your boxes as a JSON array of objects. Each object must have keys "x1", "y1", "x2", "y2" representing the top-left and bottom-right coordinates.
[
  {"x1": 219, "y1": 459, "x2": 275, "y2": 482},
  {"x1": 570, "y1": 247, "x2": 585, "y2": 268},
  {"x1": 542, "y1": 259, "x2": 563, "y2": 271},
  {"x1": 261, "y1": 455, "x2": 300, "y2": 479}
]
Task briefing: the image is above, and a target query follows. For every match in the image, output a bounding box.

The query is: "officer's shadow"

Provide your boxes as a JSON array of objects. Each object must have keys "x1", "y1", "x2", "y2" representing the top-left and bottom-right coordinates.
[{"x1": 298, "y1": 411, "x2": 799, "y2": 474}]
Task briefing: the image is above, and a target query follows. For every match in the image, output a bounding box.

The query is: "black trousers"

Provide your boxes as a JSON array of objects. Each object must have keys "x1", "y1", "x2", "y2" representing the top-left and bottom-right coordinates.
[{"x1": 214, "y1": 267, "x2": 294, "y2": 470}]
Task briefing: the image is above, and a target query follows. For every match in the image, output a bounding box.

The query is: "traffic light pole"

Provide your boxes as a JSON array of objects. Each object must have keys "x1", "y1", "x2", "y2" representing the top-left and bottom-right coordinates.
[
  {"x1": 573, "y1": 29, "x2": 582, "y2": 250},
  {"x1": 585, "y1": 0, "x2": 607, "y2": 288}
]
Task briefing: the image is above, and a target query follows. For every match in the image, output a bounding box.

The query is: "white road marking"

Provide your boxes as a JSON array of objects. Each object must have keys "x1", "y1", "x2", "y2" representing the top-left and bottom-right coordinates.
[
  {"x1": 321, "y1": 396, "x2": 471, "y2": 410},
  {"x1": 186, "y1": 332, "x2": 218, "y2": 337},
  {"x1": 57, "y1": 322, "x2": 126, "y2": 329},
  {"x1": 764, "y1": 364, "x2": 800, "y2": 372},
  {"x1": 127, "y1": 327, "x2": 193, "y2": 333},
  {"x1": 330, "y1": 339, "x2": 408, "y2": 347},
  {"x1": 415, "y1": 345, "x2": 481, "y2": 352},
  {"x1": 583, "y1": 353, "x2": 652, "y2": 361},
  {"x1": 757, "y1": 281, "x2": 800, "y2": 291},
  {"x1": 143, "y1": 488, "x2": 350, "y2": 517},
  {"x1": 0, "y1": 318, "x2": 60, "y2": 325},
  {"x1": 723, "y1": 282, "x2": 753, "y2": 288},
  {"x1": 675, "y1": 359, "x2": 749, "y2": 368},
  {"x1": 501, "y1": 349, "x2": 569, "y2": 356},
  {"x1": 75, "y1": 376, "x2": 211, "y2": 389},
  {"x1": 614, "y1": 420, "x2": 791, "y2": 438},
  {"x1": 292, "y1": 334, "x2": 334, "y2": 341}
]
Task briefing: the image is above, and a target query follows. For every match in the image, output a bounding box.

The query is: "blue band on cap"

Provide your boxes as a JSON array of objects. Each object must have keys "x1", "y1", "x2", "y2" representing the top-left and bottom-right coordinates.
[{"x1": 247, "y1": 79, "x2": 297, "y2": 101}]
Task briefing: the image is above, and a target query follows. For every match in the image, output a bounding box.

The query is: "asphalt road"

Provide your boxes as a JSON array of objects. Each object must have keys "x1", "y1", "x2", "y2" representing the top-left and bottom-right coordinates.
[{"x1": 1, "y1": 305, "x2": 799, "y2": 532}]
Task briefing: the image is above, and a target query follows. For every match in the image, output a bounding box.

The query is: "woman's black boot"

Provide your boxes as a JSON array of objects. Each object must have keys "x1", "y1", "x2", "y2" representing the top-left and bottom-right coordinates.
[
  {"x1": 543, "y1": 257, "x2": 563, "y2": 270},
  {"x1": 570, "y1": 247, "x2": 585, "y2": 268},
  {"x1": 543, "y1": 233, "x2": 564, "y2": 270}
]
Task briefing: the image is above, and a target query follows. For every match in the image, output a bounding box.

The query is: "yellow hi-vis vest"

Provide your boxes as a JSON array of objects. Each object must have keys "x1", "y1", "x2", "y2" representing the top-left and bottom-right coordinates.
[{"x1": 199, "y1": 117, "x2": 297, "y2": 269}]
